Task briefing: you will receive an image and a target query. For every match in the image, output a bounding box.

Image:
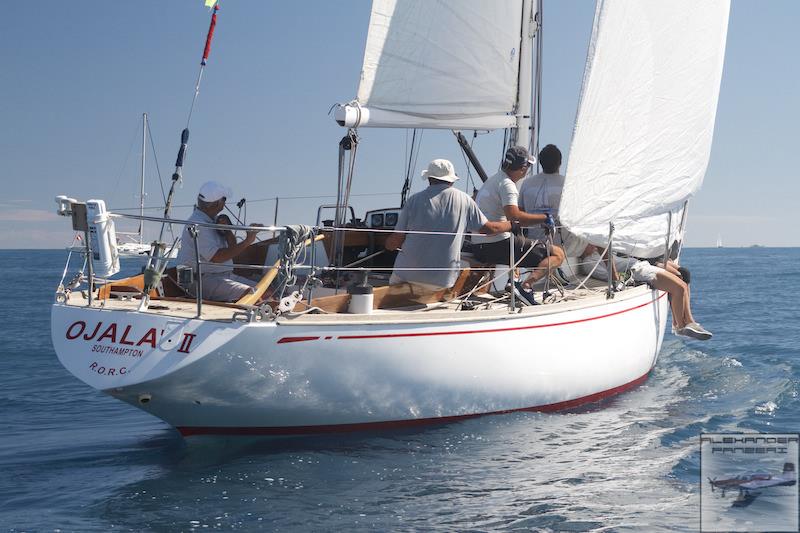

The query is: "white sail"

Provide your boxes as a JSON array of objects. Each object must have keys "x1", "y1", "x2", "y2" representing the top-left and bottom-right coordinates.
[
  {"x1": 559, "y1": 0, "x2": 730, "y2": 257},
  {"x1": 336, "y1": 0, "x2": 525, "y2": 130}
]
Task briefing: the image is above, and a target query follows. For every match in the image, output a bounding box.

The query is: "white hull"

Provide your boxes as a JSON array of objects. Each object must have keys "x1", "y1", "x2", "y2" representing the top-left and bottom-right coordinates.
[{"x1": 51, "y1": 285, "x2": 668, "y2": 436}]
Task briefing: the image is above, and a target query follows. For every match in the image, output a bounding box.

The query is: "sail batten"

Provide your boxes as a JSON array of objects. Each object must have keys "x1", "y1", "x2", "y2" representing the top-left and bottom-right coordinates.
[{"x1": 560, "y1": 0, "x2": 730, "y2": 257}]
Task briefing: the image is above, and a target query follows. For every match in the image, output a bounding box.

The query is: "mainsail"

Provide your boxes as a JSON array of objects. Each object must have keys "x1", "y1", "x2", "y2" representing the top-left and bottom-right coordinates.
[
  {"x1": 559, "y1": 0, "x2": 730, "y2": 257},
  {"x1": 336, "y1": 0, "x2": 525, "y2": 130}
]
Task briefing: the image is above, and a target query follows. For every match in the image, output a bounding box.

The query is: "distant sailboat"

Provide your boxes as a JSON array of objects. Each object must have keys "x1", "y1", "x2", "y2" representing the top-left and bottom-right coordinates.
[
  {"x1": 716, "y1": 234, "x2": 723, "y2": 248},
  {"x1": 116, "y1": 113, "x2": 179, "y2": 258}
]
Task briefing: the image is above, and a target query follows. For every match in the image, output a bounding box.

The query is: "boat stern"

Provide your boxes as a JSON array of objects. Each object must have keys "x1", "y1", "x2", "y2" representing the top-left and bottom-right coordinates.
[{"x1": 50, "y1": 301, "x2": 255, "y2": 391}]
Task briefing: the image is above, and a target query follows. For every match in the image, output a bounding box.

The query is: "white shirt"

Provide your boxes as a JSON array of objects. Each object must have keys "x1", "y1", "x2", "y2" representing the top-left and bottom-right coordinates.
[
  {"x1": 519, "y1": 172, "x2": 565, "y2": 242},
  {"x1": 519, "y1": 172, "x2": 565, "y2": 214},
  {"x1": 175, "y1": 208, "x2": 233, "y2": 275},
  {"x1": 472, "y1": 169, "x2": 518, "y2": 244},
  {"x1": 392, "y1": 183, "x2": 487, "y2": 288}
]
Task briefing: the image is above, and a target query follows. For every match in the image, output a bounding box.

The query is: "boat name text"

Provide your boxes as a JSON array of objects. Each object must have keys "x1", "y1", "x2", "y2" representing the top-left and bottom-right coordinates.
[{"x1": 65, "y1": 320, "x2": 195, "y2": 354}]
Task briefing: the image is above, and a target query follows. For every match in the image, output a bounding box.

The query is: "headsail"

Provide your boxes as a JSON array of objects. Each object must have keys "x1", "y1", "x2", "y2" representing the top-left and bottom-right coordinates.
[
  {"x1": 559, "y1": 0, "x2": 730, "y2": 257},
  {"x1": 336, "y1": 0, "x2": 525, "y2": 130}
]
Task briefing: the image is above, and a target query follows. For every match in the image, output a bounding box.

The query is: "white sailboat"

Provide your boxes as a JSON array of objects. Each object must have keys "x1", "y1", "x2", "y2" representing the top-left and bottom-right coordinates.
[{"x1": 50, "y1": 0, "x2": 730, "y2": 437}]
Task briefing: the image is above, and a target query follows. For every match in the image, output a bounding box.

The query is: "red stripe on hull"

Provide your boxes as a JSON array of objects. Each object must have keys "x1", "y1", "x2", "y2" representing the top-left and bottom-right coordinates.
[
  {"x1": 338, "y1": 292, "x2": 666, "y2": 341},
  {"x1": 177, "y1": 371, "x2": 651, "y2": 437},
  {"x1": 276, "y1": 336, "x2": 320, "y2": 344}
]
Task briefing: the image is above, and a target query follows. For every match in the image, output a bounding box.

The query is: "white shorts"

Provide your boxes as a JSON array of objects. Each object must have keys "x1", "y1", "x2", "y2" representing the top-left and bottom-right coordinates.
[
  {"x1": 198, "y1": 273, "x2": 257, "y2": 302},
  {"x1": 630, "y1": 261, "x2": 662, "y2": 283}
]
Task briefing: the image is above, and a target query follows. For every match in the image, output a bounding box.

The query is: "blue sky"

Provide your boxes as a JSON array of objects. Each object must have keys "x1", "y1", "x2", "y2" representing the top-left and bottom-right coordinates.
[{"x1": 1, "y1": 1, "x2": 798, "y2": 248}]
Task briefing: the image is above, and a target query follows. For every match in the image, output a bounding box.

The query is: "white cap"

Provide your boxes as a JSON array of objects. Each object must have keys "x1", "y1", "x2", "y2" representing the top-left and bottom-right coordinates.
[
  {"x1": 198, "y1": 181, "x2": 232, "y2": 203},
  {"x1": 420, "y1": 159, "x2": 459, "y2": 183}
]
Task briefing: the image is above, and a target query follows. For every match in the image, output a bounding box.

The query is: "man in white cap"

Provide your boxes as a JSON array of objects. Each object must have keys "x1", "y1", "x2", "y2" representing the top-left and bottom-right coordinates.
[
  {"x1": 385, "y1": 159, "x2": 511, "y2": 290},
  {"x1": 175, "y1": 181, "x2": 260, "y2": 302}
]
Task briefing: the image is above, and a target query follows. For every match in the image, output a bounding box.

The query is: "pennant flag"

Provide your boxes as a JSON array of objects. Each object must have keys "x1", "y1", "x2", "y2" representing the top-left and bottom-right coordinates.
[{"x1": 204, "y1": 0, "x2": 218, "y2": 8}]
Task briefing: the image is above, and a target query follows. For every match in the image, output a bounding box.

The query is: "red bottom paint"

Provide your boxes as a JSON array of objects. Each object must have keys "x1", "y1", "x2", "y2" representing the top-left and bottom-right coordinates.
[{"x1": 178, "y1": 371, "x2": 651, "y2": 437}]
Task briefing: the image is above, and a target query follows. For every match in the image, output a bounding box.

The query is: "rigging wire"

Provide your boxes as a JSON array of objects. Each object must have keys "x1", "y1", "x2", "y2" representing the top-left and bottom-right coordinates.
[
  {"x1": 468, "y1": 131, "x2": 482, "y2": 194},
  {"x1": 144, "y1": 116, "x2": 176, "y2": 241},
  {"x1": 108, "y1": 121, "x2": 142, "y2": 202},
  {"x1": 456, "y1": 137, "x2": 473, "y2": 195},
  {"x1": 400, "y1": 129, "x2": 418, "y2": 207},
  {"x1": 411, "y1": 129, "x2": 424, "y2": 185},
  {"x1": 149, "y1": 3, "x2": 220, "y2": 269},
  {"x1": 110, "y1": 191, "x2": 400, "y2": 212},
  {"x1": 145, "y1": 117, "x2": 167, "y2": 206}
]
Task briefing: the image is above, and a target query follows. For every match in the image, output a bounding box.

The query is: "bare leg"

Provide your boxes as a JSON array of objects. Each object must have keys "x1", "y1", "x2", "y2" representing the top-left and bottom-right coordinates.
[
  {"x1": 654, "y1": 260, "x2": 692, "y2": 326},
  {"x1": 649, "y1": 269, "x2": 694, "y2": 328},
  {"x1": 523, "y1": 246, "x2": 565, "y2": 287},
  {"x1": 657, "y1": 259, "x2": 681, "y2": 277}
]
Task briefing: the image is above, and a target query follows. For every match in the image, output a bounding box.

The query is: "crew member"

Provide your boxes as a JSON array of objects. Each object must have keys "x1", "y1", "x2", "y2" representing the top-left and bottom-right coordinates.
[
  {"x1": 472, "y1": 146, "x2": 565, "y2": 304},
  {"x1": 175, "y1": 181, "x2": 261, "y2": 302},
  {"x1": 385, "y1": 159, "x2": 511, "y2": 290},
  {"x1": 630, "y1": 259, "x2": 712, "y2": 340}
]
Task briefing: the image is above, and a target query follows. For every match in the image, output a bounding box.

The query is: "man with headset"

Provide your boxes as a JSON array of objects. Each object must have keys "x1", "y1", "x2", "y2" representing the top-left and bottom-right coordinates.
[{"x1": 472, "y1": 146, "x2": 565, "y2": 305}]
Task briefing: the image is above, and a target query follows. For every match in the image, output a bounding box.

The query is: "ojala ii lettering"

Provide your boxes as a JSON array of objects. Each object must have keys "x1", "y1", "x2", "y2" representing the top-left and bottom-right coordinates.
[{"x1": 65, "y1": 320, "x2": 196, "y2": 354}]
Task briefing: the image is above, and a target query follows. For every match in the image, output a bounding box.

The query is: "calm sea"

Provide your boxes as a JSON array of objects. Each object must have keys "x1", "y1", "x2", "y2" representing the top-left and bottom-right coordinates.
[{"x1": 1, "y1": 248, "x2": 798, "y2": 532}]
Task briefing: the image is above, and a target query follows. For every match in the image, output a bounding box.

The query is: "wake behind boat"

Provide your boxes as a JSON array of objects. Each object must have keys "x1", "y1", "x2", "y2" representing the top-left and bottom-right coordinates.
[{"x1": 49, "y1": 0, "x2": 730, "y2": 437}]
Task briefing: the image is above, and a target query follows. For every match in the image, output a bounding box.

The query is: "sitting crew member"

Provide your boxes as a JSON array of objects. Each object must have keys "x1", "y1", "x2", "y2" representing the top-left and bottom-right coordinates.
[
  {"x1": 472, "y1": 146, "x2": 565, "y2": 304},
  {"x1": 385, "y1": 159, "x2": 511, "y2": 290},
  {"x1": 175, "y1": 181, "x2": 261, "y2": 302},
  {"x1": 630, "y1": 259, "x2": 712, "y2": 340}
]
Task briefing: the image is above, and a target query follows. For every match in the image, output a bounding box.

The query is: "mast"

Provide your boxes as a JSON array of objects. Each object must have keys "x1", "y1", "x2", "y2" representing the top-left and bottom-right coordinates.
[
  {"x1": 511, "y1": 0, "x2": 535, "y2": 149},
  {"x1": 139, "y1": 112, "x2": 147, "y2": 245},
  {"x1": 531, "y1": 0, "x2": 543, "y2": 162}
]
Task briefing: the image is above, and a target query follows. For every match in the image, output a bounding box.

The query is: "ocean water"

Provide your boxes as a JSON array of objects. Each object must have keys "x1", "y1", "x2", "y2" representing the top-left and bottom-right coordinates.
[{"x1": 1, "y1": 248, "x2": 798, "y2": 532}]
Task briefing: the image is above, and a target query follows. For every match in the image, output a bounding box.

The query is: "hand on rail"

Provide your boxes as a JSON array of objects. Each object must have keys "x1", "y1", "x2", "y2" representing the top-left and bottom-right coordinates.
[{"x1": 245, "y1": 223, "x2": 264, "y2": 243}]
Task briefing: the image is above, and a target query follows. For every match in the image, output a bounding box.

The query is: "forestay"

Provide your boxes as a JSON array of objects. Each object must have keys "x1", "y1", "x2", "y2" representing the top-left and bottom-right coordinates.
[
  {"x1": 559, "y1": 0, "x2": 730, "y2": 257},
  {"x1": 335, "y1": 0, "x2": 524, "y2": 130}
]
